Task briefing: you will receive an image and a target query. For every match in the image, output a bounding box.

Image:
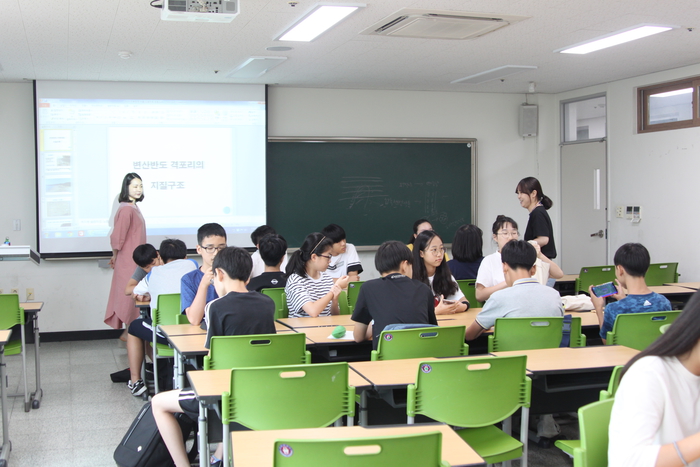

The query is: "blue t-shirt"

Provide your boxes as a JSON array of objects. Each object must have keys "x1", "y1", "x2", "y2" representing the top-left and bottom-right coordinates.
[
  {"x1": 448, "y1": 257, "x2": 484, "y2": 281},
  {"x1": 600, "y1": 292, "x2": 672, "y2": 339},
  {"x1": 180, "y1": 267, "x2": 218, "y2": 313}
]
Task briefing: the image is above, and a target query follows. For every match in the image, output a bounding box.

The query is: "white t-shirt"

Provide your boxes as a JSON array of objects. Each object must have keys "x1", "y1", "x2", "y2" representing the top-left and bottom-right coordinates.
[
  {"x1": 133, "y1": 258, "x2": 198, "y2": 311},
  {"x1": 326, "y1": 243, "x2": 362, "y2": 278},
  {"x1": 475, "y1": 251, "x2": 549, "y2": 288},
  {"x1": 428, "y1": 274, "x2": 466, "y2": 302},
  {"x1": 250, "y1": 250, "x2": 288, "y2": 278},
  {"x1": 609, "y1": 355, "x2": 700, "y2": 467}
]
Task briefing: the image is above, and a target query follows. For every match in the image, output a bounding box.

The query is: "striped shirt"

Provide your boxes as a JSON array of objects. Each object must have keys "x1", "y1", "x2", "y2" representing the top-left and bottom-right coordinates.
[{"x1": 285, "y1": 272, "x2": 334, "y2": 317}]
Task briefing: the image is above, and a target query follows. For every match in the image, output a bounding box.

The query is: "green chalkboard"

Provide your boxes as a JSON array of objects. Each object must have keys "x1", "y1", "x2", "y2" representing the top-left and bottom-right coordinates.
[{"x1": 267, "y1": 138, "x2": 475, "y2": 247}]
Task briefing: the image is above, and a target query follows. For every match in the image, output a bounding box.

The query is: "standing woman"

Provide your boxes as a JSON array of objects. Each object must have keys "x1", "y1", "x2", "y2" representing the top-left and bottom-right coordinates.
[
  {"x1": 104, "y1": 173, "x2": 147, "y2": 330},
  {"x1": 516, "y1": 177, "x2": 557, "y2": 260},
  {"x1": 285, "y1": 232, "x2": 350, "y2": 318}
]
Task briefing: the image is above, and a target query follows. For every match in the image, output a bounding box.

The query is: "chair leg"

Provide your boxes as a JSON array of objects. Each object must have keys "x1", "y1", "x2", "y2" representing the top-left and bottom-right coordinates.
[
  {"x1": 502, "y1": 416, "x2": 512, "y2": 467},
  {"x1": 222, "y1": 423, "x2": 231, "y2": 467},
  {"x1": 153, "y1": 338, "x2": 159, "y2": 395},
  {"x1": 520, "y1": 406, "x2": 529, "y2": 467},
  {"x1": 20, "y1": 325, "x2": 29, "y2": 412}
]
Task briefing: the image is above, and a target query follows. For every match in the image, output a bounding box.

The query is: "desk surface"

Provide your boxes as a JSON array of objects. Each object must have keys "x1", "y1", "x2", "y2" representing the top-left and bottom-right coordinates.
[
  {"x1": 0, "y1": 330, "x2": 11, "y2": 345},
  {"x1": 648, "y1": 285, "x2": 696, "y2": 295},
  {"x1": 278, "y1": 315, "x2": 356, "y2": 329},
  {"x1": 230, "y1": 424, "x2": 485, "y2": 467},
  {"x1": 557, "y1": 274, "x2": 580, "y2": 282},
  {"x1": 349, "y1": 357, "x2": 439, "y2": 388},
  {"x1": 301, "y1": 326, "x2": 356, "y2": 344},
  {"x1": 665, "y1": 282, "x2": 700, "y2": 290},
  {"x1": 491, "y1": 345, "x2": 638, "y2": 373},
  {"x1": 19, "y1": 302, "x2": 43, "y2": 312},
  {"x1": 168, "y1": 334, "x2": 210, "y2": 356},
  {"x1": 437, "y1": 308, "x2": 599, "y2": 328},
  {"x1": 160, "y1": 324, "x2": 206, "y2": 337}
]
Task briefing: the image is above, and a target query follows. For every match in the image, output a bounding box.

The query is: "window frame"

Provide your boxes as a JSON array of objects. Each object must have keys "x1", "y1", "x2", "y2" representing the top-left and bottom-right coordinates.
[{"x1": 637, "y1": 76, "x2": 700, "y2": 133}]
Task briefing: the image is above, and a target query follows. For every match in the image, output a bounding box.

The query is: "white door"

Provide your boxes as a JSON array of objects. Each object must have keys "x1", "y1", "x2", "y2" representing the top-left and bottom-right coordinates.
[{"x1": 560, "y1": 140, "x2": 608, "y2": 273}]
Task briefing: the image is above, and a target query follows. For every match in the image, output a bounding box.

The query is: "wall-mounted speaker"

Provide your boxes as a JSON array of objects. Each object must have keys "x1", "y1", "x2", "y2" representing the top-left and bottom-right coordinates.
[{"x1": 519, "y1": 104, "x2": 538, "y2": 137}]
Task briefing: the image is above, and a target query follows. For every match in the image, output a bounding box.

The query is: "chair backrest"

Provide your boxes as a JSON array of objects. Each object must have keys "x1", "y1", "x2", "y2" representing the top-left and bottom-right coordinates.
[
  {"x1": 407, "y1": 355, "x2": 531, "y2": 427},
  {"x1": 488, "y1": 316, "x2": 585, "y2": 352},
  {"x1": 261, "y1": 288, "x2": 290, "y2": 320},
  {"x1": 606, "y1": 310, "x2": 681, "y2": 350},
  {"x1": 574, "y1": 398, "x2": 614, "y2": 467},
  {"x1": 599, "y1": 365, "x2": 623, "y2": 401},
  {"x1": 644, "y1": 262, "x2": 679, "y2": 286},
  {"x1": 272, "y1": 431, "x2": 447, "y2": 467},
  {"x1": 152, "y1": 293, "x2": 182, "y2": 326},
  {"x1": 338, "y1": 290, "x2": 350, "y2": 315},
  {"x1": 576, "y1": 266, "x2": 616, "y2": 294},
  {"x1": 456, "y1": 279, "x2": 483, "y2": 308},
  {"x1": 222, "y1": 362, "x2": 355, "y2": 430},
  {"x1": 0, "y1": 294, "x2": 24, "y2": 329},
  {"x1": 371, "y1": 325, "x2": 468, "y2": 361},
  {"x1": 346, "y1": 281, "x2": 365, "y2": 314},
  {"x1": 204, "y1": 333, "x2": 311, "y2": 370}
]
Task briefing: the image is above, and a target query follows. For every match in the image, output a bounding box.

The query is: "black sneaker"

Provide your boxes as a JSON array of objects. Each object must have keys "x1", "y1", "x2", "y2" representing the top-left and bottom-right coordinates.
[{"x1": 128, "y1": 379, "x2": 147, "y2": 397}]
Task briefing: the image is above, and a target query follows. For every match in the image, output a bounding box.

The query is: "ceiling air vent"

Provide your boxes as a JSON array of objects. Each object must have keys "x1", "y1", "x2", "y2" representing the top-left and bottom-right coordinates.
[{"x1": 362, "y1": 9, "x2": 529, "y2": 40}]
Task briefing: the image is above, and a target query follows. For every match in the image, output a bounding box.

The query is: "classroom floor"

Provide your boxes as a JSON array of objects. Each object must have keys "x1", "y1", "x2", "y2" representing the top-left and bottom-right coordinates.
[{"x1": 0, "y1": 339, "x2": 577, "y2": 466}]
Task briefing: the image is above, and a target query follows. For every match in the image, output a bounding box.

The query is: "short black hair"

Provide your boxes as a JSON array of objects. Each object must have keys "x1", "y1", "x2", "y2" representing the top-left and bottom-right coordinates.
[
  {"x1": 321, "y1": 224, "x2": 346, "y2": 243},
  {"x1": 132, "y1": 243, "x2": 158, "y2": 268},
  {"x1": 501, "y1": 240, "x2": 537, "y2": 271},
  {"x1": 491, "y1": 215, "x2": 518, "y2": 236},
  {"x1": 259, "y1": 233, "x2": 288, "y2": 267},
  {"x1": 375, "y1": 240, "x2": 413, "y2": 274},
  {"x1": 198, "y1": 223, "x2": 227, "y2": 245},
  {"x1": 614, "y1": 243, "x2": 650, "y2": 277},
  {"x1": 251, "y1": 225, "x2": 276, "y2": 246},
  {"x1": 118, "y1": 173, "x2": 144, "y2": 203},
  {"x1": 452, "y1": 224, "x2": 483, "y2": 263},
  {"x1": 159, "y1": 239, "x2": 187, "y2": 263},
  {"x1": 213, "y1": 246, "x2": 252, "y2": 281}
]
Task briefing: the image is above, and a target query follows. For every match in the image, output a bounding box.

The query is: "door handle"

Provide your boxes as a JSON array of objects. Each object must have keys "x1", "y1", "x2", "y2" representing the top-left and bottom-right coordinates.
[{"x1": 590, "y1": 230, "x2": 604, "y2": 238}]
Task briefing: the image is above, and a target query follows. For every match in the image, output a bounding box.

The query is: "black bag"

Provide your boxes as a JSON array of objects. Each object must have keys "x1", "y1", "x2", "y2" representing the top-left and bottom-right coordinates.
[{"x1": 114, "y1": 402, "x2": 196, "y2": 467}]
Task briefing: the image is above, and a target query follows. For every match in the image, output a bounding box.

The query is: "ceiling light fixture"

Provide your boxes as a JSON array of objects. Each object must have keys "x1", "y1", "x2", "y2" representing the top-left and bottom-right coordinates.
[
  {"x1": 451, "y1": 65, "x2": 537, "y2": 85},
  {"x1": 226, "y1": 56, "x2": 287, "y2": 78},
  {"x1": 277, "y1": 3, "x2": 365, "y2": 42},
  {"x1": 118, "y1": 51, "x2": 133, "y2": 59},
  {"x1": 556, "y1": 24, "x2": 676, "y2": 55}
]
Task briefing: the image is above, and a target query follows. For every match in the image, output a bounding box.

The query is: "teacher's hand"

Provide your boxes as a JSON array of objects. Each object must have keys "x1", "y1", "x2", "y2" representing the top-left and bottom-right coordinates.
[{"x1": 109, "y1": 255, "x2": 116, "y2": 269}]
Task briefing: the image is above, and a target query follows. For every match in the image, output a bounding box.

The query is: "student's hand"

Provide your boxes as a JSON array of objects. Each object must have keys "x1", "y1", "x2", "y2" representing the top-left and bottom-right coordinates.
[
  {"x1": 588, "y1": 285, "x2": 605, "y2": 311},
  {"x1": 200, "y1": 267, "x2": 214, "y2": 289},
  {"x1": 611, "y1": 279, "x2": 627, "y2": 301},
  {"x1": 348, "y1": 274, "x2": 360, "y2": 282},
  {"x1": 134, "y1": 293, "x2": 150, "y2": 302},
  {"x1": 528, "y1": 240, "x2": 543, "y2": 258},
  {"x1": 335, "y1": 275, "x2": 351, "y2": 290},
  {"x1": 434, "y1": 296, "x2": 460, "y2": 315},
  {"x1": 330, "y1": 283, "x2": 343, "y2": 299}
]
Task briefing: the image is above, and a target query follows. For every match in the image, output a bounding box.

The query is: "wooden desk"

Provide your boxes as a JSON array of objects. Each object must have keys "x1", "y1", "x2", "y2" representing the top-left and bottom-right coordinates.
[
  {"x1": 19, "y1": 301, "x2": 44, "y2": 410},
  {"x1": 160, "y1": 324, "x2": 206, "y2": 337},
  {"x1": 665, "y1": 282, "x2": 700, "y2": 290},
  {"x1": 437, "y1": 308, "x2": 599, "y2": 330},
  {"x1": 278, "y1": 315, "x2": 356, "y2": 329},
  {"x1": 557, "y1": 274, "x2": 579, "y2": 282},
  {"x1": 301, "y1": 326, "x2": 355, "y2": 344},
  {"x1": 0, "y1": 329, "x2": 11, "y2": 466},
  {"x1": 648, "y1": 285, "x2": 696, "y2": 296},
  {"x1": 491, "y1": 345, "x2": 638, "y2": 373},
  {"x1": 349, "y1": 357, "x2": 439, "y2": 389},
  {"x1": 230, "y1": 424, "x2": 485, "y2": 467}
]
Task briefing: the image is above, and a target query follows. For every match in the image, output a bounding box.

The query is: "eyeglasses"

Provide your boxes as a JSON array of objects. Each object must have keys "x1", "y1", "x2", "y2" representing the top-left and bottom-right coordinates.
[
  {"x1": 201, "y1": 245, "x2": 227, "y2": 253},
  {"x1": 425, "y1": 247, "x2": 445, "y2": 256},
  {"x1": 498, "y1": 231, "x2": 519, "y2": 238},
  {"x1": 316, "y1": 254, "x2": 332, "y2": 261}
]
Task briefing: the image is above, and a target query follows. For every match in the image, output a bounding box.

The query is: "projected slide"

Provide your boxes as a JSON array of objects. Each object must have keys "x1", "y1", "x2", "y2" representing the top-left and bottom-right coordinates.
[{"x1": 35, "y1": 82, "x2": 267, "y2": 256}]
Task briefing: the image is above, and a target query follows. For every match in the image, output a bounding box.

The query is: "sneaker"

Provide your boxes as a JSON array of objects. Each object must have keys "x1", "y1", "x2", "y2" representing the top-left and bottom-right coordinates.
[{"x1": 128, "y1": 379, "x2": 147, "y2": 397}]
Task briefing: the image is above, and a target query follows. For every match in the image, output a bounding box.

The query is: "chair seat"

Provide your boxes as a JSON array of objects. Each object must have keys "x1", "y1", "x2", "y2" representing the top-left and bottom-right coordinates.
[
  {"x1": 4, "y1": 340, "x2": 22, "y2": 356},
  {"x1": 156, "y1": 342, "x2": 174, "y2": 357},
  {"x1": 455, "y1": 424, "x2": 523, "y2": 464},
  {"x1": 554, "y1": 439, "x2": 580, "y2": 456}
]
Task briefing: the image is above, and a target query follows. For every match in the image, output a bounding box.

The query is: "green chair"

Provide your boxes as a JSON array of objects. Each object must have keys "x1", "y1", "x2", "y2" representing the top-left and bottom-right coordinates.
[
  {"x1": 555, "y1": 398, "x2": 614, "y2": 467},
  {"x1": 456, "y1": 279, "x2": 484, "y2": 308},
  {"x1": 556, "y1": 366, "x2": 622, "y2": 457},
  {"x1": 605, "y1": 310, "x2": 681, "y2": 350},
  {"x1": 576, "y1": 266, "x2": 616, "y2": 295},
  {"x1": 0, "y1": 294, "x2": 29, "y2": 411},
  {"x1": 261, "y1": 288, "x2": 290, "y2": 320},
  {"x1": 407, "y1": 355, "x2": 531, "y2": 467},
  {"x1": 346, "y1": 281, "x2": 365, "y2": 314},
  {"x1": 203, "y1": 333, "x2": 310, "y2": 370},
  {"x1": 338, "y1": 290, "x2": 350, "y2": 315},
  {"x1": 221, "y1": 362, "x2": 355, "y2": 465},
  {"x1": 488, "y1": 316, "x2": 586, "y2": 353},
  {"x1": 371, "y1": 325, "x2": 468, "y2": 361},
  {"x1": 644, "y1": 262, "x2": 679, "y2": 285},
  {"x1": 273, "y1": 431, "x2": 450, "y2": 467},
  {"x1": 151, "y1": 293, "x2": 182, "y2": 394}
]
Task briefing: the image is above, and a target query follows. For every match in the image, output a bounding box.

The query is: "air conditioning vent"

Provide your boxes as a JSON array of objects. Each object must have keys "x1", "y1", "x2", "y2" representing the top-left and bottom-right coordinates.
[
  {"x1": 362, "y1": 9, "x2": 529, "y2": 40},
  {"x1": 161, "y1": 0, "x2": 240, "y2": 23}
]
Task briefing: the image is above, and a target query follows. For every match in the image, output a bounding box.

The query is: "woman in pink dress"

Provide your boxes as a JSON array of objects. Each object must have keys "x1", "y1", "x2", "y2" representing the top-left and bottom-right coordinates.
[{"x1": 104, "y1": 173, "x2": 147, "y2": 330}]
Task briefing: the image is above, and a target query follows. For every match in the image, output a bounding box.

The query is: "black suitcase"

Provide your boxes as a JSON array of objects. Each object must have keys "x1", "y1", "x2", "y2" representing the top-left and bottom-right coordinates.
[{"x1": 114, "y1": 401, "x2": 196, "y2": 467}]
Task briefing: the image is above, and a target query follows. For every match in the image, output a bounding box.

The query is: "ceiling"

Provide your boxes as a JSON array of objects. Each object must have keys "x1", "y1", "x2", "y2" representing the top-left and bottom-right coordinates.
[{"x1": 2, "y1": 0, "x2": 700, "y2": 94}]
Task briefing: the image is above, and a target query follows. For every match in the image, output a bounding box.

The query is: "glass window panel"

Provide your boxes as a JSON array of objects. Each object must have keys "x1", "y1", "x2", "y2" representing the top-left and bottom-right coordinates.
[
  {"x1": 563, "y1": 96, "x2": 606, "y2": 142},
  {"x1": 648, "y1": 88, "x2": 693, "y2": 125}
]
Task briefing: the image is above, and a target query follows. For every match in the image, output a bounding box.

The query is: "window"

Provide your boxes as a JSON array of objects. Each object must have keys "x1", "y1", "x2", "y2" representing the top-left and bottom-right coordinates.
[
  {"x1": 638, "y1": 76, "x2": 700, "y2": 133},
  {"x1": 562, "y1": 95, "x2": 606, "y2": 143}
]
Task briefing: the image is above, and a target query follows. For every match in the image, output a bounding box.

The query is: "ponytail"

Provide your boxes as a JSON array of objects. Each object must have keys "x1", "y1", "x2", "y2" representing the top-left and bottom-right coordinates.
[
  {"x1": 516, "y1": 177, "x2": 553, "y2": 210},
  {"x1": 285, "y1": 232, "x2": 333, "y2": 278}
]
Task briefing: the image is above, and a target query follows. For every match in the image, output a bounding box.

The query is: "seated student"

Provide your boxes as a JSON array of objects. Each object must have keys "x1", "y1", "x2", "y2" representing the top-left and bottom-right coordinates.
[
  {"x1": 465, "y1": 240, "x2": 564, "y2": 340},
  {"x1": 406, "y1": 218, "x2": 449, "y2": 261},
  {"x1": 590, "y1": 243, "x2": 671, "y2": 344},
  {"x1": 351, "y1": 241, "x2": 437, "y2": 347},
  {"x1": 321, "y1": 223, "x2": 363, "y2": 282},
  {"x1": 249, "y1": 225, "x2": 288, "y2": 278},
  {"x1": 285, "y1": 232, "x2": 350, "y2": 318},
  {"x1": 126, "y1": 239, "x2": 197, "y2": 396},
  {"x1": 448, "y1": 224, "x2": 484, "y2": 280},
  {"x1": 124, "y1": 243, "x2": 162, "y2": 297},
  {"x1": 608, "y1": 295, "x2": 700, "y2": 467},
  {"x1": 247, "y1": 233, "x2": 288, "y2": 292},
  {"x1": 151, "y1": 246, "x2": 276, "y2": 467},
  {"x1": 181, "y1": 223, "x2": 227, "y2": 326},
  {"x1": 475, "y1": 215, "x2": 563, "y2": 302},
  {"x1": 413, "y1": 230, "x2": 470, "y2": 315}
]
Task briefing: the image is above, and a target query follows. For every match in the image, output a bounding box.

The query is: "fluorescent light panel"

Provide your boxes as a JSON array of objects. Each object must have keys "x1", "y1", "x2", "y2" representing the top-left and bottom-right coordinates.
[
  {"x1": 451, "y1": 65, "x2": 537, "y2": 85},
  {"x1": 278, "y1": 4, "x2": 365, "y2": 42},
  {"x1": 227, "y1": 57, "x2": 287, "y2": 78},
  {"x1": 557, "y1": 24, "x2": 675, "y2": 55}
]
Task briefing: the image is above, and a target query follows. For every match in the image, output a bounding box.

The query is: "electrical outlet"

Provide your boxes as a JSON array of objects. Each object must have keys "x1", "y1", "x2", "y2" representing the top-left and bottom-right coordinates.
[
  {"x1": 26, "y1": 288, "x2": 34, "y2": 301},
  {"x1": 616, "y1": 206, "x2": 624, "y2": 218},
  {"x1": 10, "y1": 288, "x2": 19, "y2": 295}
]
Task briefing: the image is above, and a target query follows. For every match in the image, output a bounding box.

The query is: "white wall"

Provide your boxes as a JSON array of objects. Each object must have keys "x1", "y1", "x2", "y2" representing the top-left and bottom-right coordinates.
[{"x1": 547, "y1": 63, "x2": 700, "y2": 281}]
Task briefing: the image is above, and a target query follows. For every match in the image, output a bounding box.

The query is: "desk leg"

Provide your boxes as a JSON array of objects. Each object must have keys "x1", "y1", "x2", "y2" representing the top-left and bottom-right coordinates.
[
  {"x1": 177, "y1": 352, "x2": 186, "y2": 390},
  {"x1": 31, "y1": 312, "x2": 42, "y2": 409},
  {"x1": 198, "y1": 401, "x2": 210, "y2": 467},
  {"x1": 359, "y1": 391, "x2": 367, "y2": 426},
  {"x1": 0, "y1": 346, "x2": 12, "y2": 467},
  {"x1": 222, "y1": 423, "x2": 231, "y2": 467}
]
